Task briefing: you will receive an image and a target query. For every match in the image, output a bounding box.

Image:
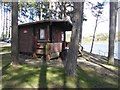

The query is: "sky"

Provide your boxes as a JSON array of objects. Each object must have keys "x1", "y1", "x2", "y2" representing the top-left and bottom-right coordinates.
[
  {"x1": 82, "y1": 0, "x2": 110, "y2": 36},
  {"x1": 69, "y1": 0, "x2": 119, "y2": 36},
  {"x1": 0, "y1": 0, "x2": 119, "y2": 37}
]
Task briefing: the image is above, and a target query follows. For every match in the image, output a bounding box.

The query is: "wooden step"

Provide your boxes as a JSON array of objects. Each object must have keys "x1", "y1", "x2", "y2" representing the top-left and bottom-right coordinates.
[{"x1": 36, "y1": 42, "x2": 47, "y2": 58}]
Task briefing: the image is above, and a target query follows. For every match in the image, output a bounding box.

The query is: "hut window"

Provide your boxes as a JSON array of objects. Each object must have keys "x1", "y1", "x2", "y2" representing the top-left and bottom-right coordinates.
[
  {"x1": 40, "y1": 29, "x2": 45, "y2": 39},
  {"x1": 23, "y1": 30, "x2": 28, "y2": 34}
]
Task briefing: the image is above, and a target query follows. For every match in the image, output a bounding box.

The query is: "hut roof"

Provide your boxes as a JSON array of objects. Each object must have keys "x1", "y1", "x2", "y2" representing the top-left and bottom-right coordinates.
[{"x1": 18, "y1": 19, "x2": 72, "y2": 31}]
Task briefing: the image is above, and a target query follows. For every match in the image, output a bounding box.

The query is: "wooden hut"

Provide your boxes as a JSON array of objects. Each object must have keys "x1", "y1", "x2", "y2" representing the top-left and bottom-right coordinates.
[{"x1": 18, "y1": 20, "x2": 72, "y2": 59}]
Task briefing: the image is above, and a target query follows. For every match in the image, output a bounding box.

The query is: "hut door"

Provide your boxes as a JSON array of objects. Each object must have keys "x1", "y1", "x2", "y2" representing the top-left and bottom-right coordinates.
[{"x1": 19, "y1": 28, "x2": 33, "y2": 53}]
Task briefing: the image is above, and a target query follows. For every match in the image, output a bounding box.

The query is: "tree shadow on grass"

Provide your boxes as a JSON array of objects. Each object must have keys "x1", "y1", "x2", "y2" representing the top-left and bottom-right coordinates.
[
  {"x1": 49, "y1": 67, "x2": 67, "y2": 88},
  {"x1": 63, "y1": 70, "x2": 67, "y2": 88},
  {"x1": 38, "y1": 55, "x2": 68, "y2": 88},
  {"x1": 38, "y1": 57, "x2": 48, "y2": 89},
  {"x1": 2, "y1": 53, "x2": 11, "y2": 75},
  {"x1": 76, "y1": 65, "x2": 118, "y2": 88},
  {"x1": 82, "y1": 52, "x2": 118, "y2": 74},
  {"x1": 86, "y1": 57, "x2": 118, "y2": 75},
  {"x1": 2, "y1": 64, "x2": 40, "y2": 88},
  {"x1": 38, "y1": 65, "x2": 47, "y2": 88}
]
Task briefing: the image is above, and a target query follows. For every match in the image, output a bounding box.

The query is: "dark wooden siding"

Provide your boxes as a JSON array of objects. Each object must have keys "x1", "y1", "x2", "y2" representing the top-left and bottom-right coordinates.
[
  {"x1": 19, "y1": 27, "x2": 33, "y2": 53},
  {"x1": 52, "y1": 26, "x2": 62, "y2": 42}
]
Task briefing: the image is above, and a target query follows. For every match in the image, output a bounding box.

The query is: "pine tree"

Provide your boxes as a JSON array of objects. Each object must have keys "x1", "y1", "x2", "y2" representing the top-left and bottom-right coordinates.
[
  {"x1": 108, "y1": 0, "x2": 118, "y2": 65},
  {"x1": 65, "y1": 2, "x2": 83, "y2": 76}
]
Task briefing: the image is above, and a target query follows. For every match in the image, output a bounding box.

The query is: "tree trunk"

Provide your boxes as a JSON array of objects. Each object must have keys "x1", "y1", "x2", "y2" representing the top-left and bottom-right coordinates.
[
  {"x1": 49, "y1": 1, "x2": 52, "y2": 19},
  {"x1": 8, "y1": 9, "x2": 11, "y2": 38},
  {"x1": 63, "y1": 2, "x2": 67, "y2": 18},
  {"x1": 65, "y1": 2, "x2": 83, "y2": 76},
  {"x1": 8, "y1": 9, "x2": 10, "y2": 38},
  {"x1": 79, "y1": 2, "x2": 84, "y2": 43},
  {"x1": 11, "y1": 2, "x2": 19, "y2": 65},
  {"x1": 3, "y1": 2, "x2": 5, "y2": 39},
  {"x1": 38, "y1": 3, "x2": 42, "y2": 20},
  {"x1": 108, "y1": 1, "x2": 118, "y2": 65},
  {"x1": 59, "y1": 2, "x2": 62, "y2": 19},
  {"x1": 1, "y1": 2, "x2": 3, "y2": 38},
  {"x1": 90, "y1": 15, "x2": 99, "y2": 53},
  {"x1": 6, "y1": 5, "x2": 8, "y2": 38}
]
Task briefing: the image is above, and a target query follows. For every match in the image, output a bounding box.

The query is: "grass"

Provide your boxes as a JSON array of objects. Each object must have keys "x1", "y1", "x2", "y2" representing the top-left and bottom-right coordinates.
[
  {"x1": 2, "y1": 63, "x2": 119, "y2": 88},
  {"x1": 1, "y1": 53, "x2": 11, "y2": 68},
  {"x1": 0, "y1": 46, "x2": 11, "y2": 53},
  {"x1": 1, "y1": 44, "x2": 119, "y2": 89},
  {"x1": 0, "y1": 43, "x2": 11, "y2": 54},
  {"x1": 2, "y1": 56, "x2": 119, "y2": 88}
]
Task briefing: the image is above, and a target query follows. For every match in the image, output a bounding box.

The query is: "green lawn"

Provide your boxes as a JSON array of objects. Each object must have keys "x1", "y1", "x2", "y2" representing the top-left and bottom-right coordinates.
[
  {"x1": 2, "y1": 63, "x2": 119, "y2": 88},
  {"x1": 0, "y1": 44, "x2": 11, "y2": 69},
  {"x1": 0, "y1": 43, "x2": 11, "y2": 54},
  {"x1": 1, "y1": 44, "x2": 119, "y2": 89}
]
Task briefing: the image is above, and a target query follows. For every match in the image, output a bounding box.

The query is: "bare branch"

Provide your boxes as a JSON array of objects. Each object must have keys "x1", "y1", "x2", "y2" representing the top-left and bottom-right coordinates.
[{"x1": 98, "y1": 19, "x2": 108, "y2": 24}]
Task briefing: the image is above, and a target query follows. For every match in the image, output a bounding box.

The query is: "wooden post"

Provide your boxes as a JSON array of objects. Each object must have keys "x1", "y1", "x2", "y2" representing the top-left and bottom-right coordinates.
[
  {"x1": 49, "y1": 24, "x2": 52, "y2": 43},
  {"x1": 63, "y1": 31, "x2": 66, "y2": 42},
  {"x1": 43, "y1": 42, "x2": 46, "y2": 65},
  {"x1": 62, "y1": 31, "x2": 66, "y2": 51}
]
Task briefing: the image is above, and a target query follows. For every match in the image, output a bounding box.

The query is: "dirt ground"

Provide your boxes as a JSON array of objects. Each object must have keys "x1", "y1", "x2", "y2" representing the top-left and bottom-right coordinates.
[
  {"x1": 77, "y1": 52, "x2": 119, "y2": 77},
  {"x1": 19, "y1": 51, "x2": 119, "y2": 77}
]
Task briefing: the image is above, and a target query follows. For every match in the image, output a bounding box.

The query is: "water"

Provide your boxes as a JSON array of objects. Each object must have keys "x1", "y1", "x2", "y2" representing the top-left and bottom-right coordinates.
[{"x1": 82, "y1": 41, "x2": 120, "y2": 60}]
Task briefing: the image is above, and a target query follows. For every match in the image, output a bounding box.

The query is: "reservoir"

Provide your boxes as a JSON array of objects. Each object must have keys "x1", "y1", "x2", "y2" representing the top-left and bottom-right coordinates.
[{"x1": 82, "y1": 41, "x2": 120, "y2": 60}]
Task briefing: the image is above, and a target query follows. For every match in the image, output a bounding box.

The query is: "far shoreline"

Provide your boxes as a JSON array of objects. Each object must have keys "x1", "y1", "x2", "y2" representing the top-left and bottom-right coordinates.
[{"x1": 82, "y1": 40, "x2": 120, "y2": 43}]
